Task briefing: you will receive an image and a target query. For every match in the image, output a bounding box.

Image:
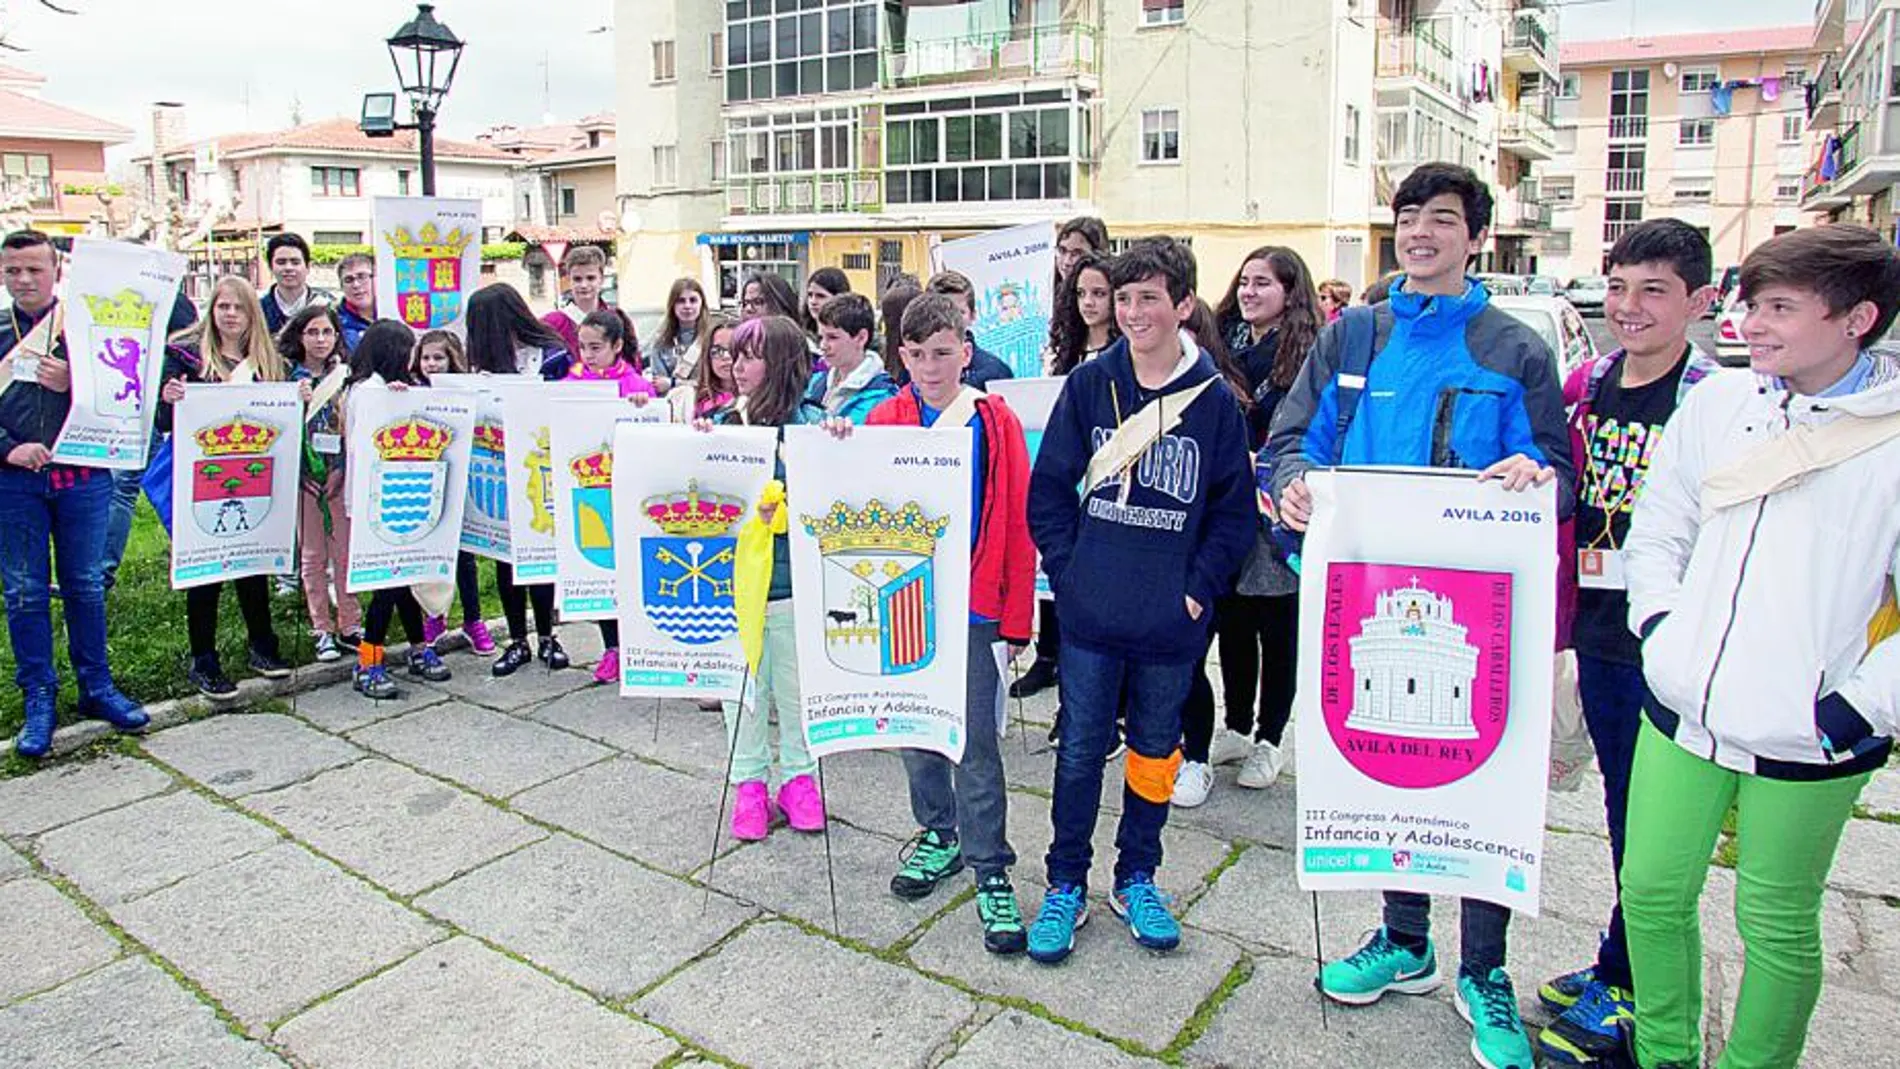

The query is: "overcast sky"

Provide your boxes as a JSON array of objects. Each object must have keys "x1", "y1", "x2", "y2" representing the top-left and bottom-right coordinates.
[{"x1": 0, "y1": 0, "x2": 1817, "y2": 167}]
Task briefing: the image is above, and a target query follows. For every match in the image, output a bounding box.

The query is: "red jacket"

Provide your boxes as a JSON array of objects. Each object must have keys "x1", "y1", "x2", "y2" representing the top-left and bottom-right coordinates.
[{"x1": 868, "y1": 388, "x2": 1036, "y2": 644}]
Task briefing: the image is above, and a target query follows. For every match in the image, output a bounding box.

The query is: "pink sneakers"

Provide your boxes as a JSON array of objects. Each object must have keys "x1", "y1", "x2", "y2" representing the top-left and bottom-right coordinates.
[
  {"x1": 593, "y1": 649, "x2": 618, "y2": 685},
  {"x1": 731, "y1": 781, "x2": 770, "y2": 841},
  {"x1": 464, "y1": 619, "x2": 498, "y2": 655},
  {"x1": 422, "y1": 614, "x2": 446, "y2": 649},
  {"x1": 777, "y1": 774, "x2": 826, "y2": 832}
]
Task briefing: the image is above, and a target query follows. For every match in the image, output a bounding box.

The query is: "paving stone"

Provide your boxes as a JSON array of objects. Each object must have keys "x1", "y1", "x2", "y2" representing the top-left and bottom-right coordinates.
[
  {"x1": 1827, "y1": 817, "x2": 1900, "y2": 898},
  {"x1": 701, "y1": 819, "x2": 940, "y2": 949},
  {"x1": 1858, "y1": 767, "x2": 1900, "y2": 816},
  {"x1": 289, "y1": 680, "x2": 445, "y2": 735},
  {"x1": 246, "y1": 759, "x2": 543, "y2": 896},
  {"x1": 908, "y1": 884, "x2": 1245, "y2": 1052},
  {"x1": 1184, "y1": 845, "x2": 1387, "y2": 958},
  {"x1": 1538, "y1": 828, "x2": 1619, "y2": 929},
  {"x1": 416, "y1": 835, "x2": 755, "y2": 999},
  {"x1": 348, "y1": 703, "x2": 613, "y2": 798},
  {"x1": 0, "y1": 756, "x2": 171, "y2": 836},
  {"x1": 1543, "y1": 769, "x2": 1611, "y2": 836},
  {"x1": 141, "y1": 714, "x2": 362, "y2": 798},
  {"x1": 1705, "y1": 957, "x2": 1900, "y2": 1069},
  {"x1": 527, "y1": 686, "x2": 735, "y2": 779},
  {"x1": 1186, "y1": 953, "x2": 1474, "y2": 1069},
  {"x1": 0, "y1": 840, "x2": 28, "y2": 883},
  {"x1": 414, "y1": 657, "x2": 593, "y2": 712},
  {"x1": 35, "y1": 789, "x2": 281, "y2": 906},
  {"x1": 274, "y1": 936, "x2": 674, "y2": 1068},
  {"x1": 636, "y1": 921, "x2": 974, "y2": 1069},
  {"x1": 1856, "y1": 897, "x2": 1900, "y2": 990},
  {"x1": 1005, "y1": 790, "x2": 1233, "y2": 905},
  {"x1": 0, "y1": 957, "x2": 285, "y2": 1068},
  {"x1": 943, "y1": 1009, "x2": 1163, "y2": 1068},
  {"x1": 112, "y1": 844, "x2": 442, "y2": 1026},
  {"x1": 816, "y1": 748, "x2": 935, "y2": 840},
  {"x1": 1163, "y1": 769, "x2": 1297, "y2": 850},
  {"x1": 513, "y1": 757, "x2": 731, "y2": 875},
  {"x1": 0, "y1": 878, "x2": 121, "y2": 1001}
]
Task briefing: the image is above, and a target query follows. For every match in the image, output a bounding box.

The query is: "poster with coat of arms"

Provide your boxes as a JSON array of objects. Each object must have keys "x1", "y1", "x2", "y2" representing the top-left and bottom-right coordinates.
[
  {"x1": 168, "y1": 382, "x2": 303, "y2": 589},
  {"x1": 612, "y1": 423, "x2": 778, "y2": 700},
  {"x1": 550, "y1": 398, "x2": 669, "y2": 620},
  {"x1": 50, "y1": 238, "x2": 187, "y2": 469},
  {"x1": 344, "y1": 385, "x2": 476, "y2": 593},
  {"x1": 372, "y1": 197, "x2": 480, "y2": 333},
  {"x1": 431, "y1": 373, "x2": 512, "y2": 561},
  {"x1": 783, "y1": 426, "x2": 973, "y2": 763},
  {"x1": 498, "y1": 379, "x2": 619, "y2": 582},
  {"x1": 1293, "y1": 468, "x2": 1556, "y2": 915}
]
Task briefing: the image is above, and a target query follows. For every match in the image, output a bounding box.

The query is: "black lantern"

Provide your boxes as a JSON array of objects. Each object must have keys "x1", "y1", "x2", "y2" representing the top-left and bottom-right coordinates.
[{"x1": 360, "y1": 3, "x2": 464, "y2": 196}]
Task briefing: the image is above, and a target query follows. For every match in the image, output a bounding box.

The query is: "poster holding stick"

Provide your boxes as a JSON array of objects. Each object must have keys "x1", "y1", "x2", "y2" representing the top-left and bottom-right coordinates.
[
  {"x1": 50, "y1": 238, "x2": 186, "y2": 469},
  {"x1": 934, "y1": 222, "x2": 1056, "y2": 380},
  {"x1": 168, "y1": 382, "x2": 303, "y2": 589},
  {"x1": 549, "y1": 398, "x2": 669, "y2": 620}
]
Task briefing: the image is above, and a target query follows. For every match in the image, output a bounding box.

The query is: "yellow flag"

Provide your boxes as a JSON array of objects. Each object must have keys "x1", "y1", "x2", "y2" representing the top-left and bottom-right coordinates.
[{"x1": 734, "y1": 479, "x2": 787, "y2": 674}]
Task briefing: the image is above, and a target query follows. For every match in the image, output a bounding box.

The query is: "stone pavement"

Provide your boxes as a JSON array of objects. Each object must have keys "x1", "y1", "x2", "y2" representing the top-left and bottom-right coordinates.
[{"x1": 2, "y1": 626, "x2": 1898, "y2": 1068}]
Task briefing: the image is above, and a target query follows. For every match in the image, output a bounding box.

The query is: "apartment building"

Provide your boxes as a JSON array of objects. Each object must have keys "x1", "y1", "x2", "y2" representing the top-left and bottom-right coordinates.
[
  {"x1": 1545, "y1": 27, "x2": 1819, "y2": 281},
  {"x1": 1799, "y1": 0, "x2": 1900, "y2": 239},
  {"x1": 613, "y1": 0, "x2": 1380, "y2": 312}
]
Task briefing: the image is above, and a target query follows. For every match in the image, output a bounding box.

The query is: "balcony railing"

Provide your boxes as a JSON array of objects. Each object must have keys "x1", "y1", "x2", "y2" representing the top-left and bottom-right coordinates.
[
  {"x1": 1507, "y1": 13, "x2": 1550, "y2": 57},
  {"x1": 1377, "y1": 24, "x2": 1457, "y2": 97},
  {"x1": 883, "y1": 22, "x2": 1098, "y2": 87},
  {"x1": 1500, "y1": 107, "x2": 1556, "y2": 154},
  {"x1": 1608, "y1": 114, "x2": 1649, "y2": 141},
  {"x1": 1606, "y1": 168, "x2": 1646, "y2": 193},
  {"x1": 726, "y1": 171, "x2": 881, "y2": 216}
]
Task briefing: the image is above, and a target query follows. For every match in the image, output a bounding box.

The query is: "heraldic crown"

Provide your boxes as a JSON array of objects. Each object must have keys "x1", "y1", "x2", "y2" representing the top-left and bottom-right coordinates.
[
  {"x1": 195, "y1": 416, "x2": 279, "y2": 457},
  {"x1": 570, "y1": 450, "x2": 613, "y2": 489},
  {"x1": 383, "y1": 221, "x2": 475, "y2": 260},
  {"x1": 473, "y1": 422, "x2": 506, "y2": 453},
  {"x1": 644, "y1": 480, "x2": 744, "y2": 537},
  {"x1": 83, "y1": 289, "x2": 155, "y2": 329},
  {"x1": 373, "y1": 417, "x2": 454, "y2": 461},
  {"x1": 801, "y1": 499, "x2": 948, "y2": 556}
]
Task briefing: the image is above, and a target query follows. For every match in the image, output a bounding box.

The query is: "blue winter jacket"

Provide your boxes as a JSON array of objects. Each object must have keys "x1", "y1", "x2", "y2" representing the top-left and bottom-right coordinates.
[{"x1": 1264, "y1": 279, "x2": 1575, "y2": 518}]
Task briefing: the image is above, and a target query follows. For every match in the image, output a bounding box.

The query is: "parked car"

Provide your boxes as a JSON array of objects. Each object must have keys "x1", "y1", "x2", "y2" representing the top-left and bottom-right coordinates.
[
  {"x1": 1491, "y1": 294, "x2": 1598, "y2": 378},
  {"x1": 1525, "y1": 275, "x2": 1562, "y2": 297},
  {"x1": 1563, "y1": 275, "x2": 1609, "y2": 315},
  {"x1": 1715, "y1": 290, "x2": 1748, "y2": 365},
  {"x1": 1475, "y1": 272, "x2": 1528, "y2": 296}
]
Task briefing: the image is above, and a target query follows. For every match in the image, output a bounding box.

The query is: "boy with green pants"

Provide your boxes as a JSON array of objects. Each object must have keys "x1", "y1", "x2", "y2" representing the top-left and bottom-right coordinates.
[{"x1": 1622, "y1": 224, "x2": 1900, "y2": 1068}]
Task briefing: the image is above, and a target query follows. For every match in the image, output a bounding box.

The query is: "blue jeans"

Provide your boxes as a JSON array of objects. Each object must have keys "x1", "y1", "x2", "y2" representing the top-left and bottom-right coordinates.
[
  {"x1": 0, "y1": 468, "x2": 114, "y2": 698},
  {"x1": 1577, "y1": 652, "x2": 1649, "y2": 991},
  {"x1": 902, "y1": 622, "x2": 1016, "y2": 877},
  {"x1": 1046, "y1": 642, "x2": 1192, "y2": 889}
]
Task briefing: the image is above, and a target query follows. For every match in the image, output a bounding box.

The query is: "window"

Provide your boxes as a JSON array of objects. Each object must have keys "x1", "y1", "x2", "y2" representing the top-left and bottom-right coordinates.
[
  {"x1": 710, "y1": 139, "x2": 727, "y2": 182},
  {"x1": 878, "y1": 95, "x2": 1081, "y2": 206},
  {"x1": 841, "y1": 252, "x2": 871, "y2": 271},
  {"x1": 1609, "y1": 68, "x2": 1650, "y2": 140},
  {"x1": 1679, "y1": 66, "x2": 1720, "y2": 94},
  {"x1": 1344, "y1": 104, "x2": 1361, "y2": 164},
  {"x1": 724, "y1": 1, "x2": 877, "y2": 103},
  {"x1": 1607, "y1": 146, "x2": 1646, "y2": 192},
  {"x1": 1141, "y1": 108, "x2": 1180, "y2": 163},
  {"x1": 310, "y1": 166, "x2": 359, "y2": 197},
  {"x1": 1671, "y1": 178, "x2": 1712, "y2": 203},
  {"x1": 1604, "y1": 197, "x2": 1644, "y2": 244},
  {"x1": 710, "y1": 32, "x2": 724, "y2": 74},
  {"x1": 1140, "y1": 0, "x2": 1185, "y2": 26},
  {"x1": 1783, "y1": 64, "x2": 1808, "y2": 88},
  {"x1": 1775, "y1": 175, "x2": 1802, "y2": 202},
  {"x1": 652, "y1": 39, "x2": 676, "y2": 83},
  {"x1": 312, "y1": 230, "x2": 363, "y2": 245},
  {"x1": 1543, "y1": 176, "x2": 1575, "y2": 205},
  {"x1": 1678, "y1": 118, "x2": 1715, "y2": 147},
  {"x1": 558, "y1": 186, "x2": 577, "y2": 216},
  {"x1": 397, "y1": 169, "x2": 411, "y2": 196},
  {"x1": 653, "y1": 144, "x2": 679, "y2": 188},
  {"x1": 1557, "y1": 72, "x2": 1581, "y2": 99},
  {"x1": 1781, "y1": 112, "x2": 1804, "y2": 143},
  {"x1": 0, "y1": 153, "x2": 51, "y2": 209}
]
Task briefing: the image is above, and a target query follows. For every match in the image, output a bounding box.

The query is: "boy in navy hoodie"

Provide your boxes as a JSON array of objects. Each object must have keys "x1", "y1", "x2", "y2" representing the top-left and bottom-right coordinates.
[{"x1": 1024, "y1": 237, "x2": 1254, "y2": 964}]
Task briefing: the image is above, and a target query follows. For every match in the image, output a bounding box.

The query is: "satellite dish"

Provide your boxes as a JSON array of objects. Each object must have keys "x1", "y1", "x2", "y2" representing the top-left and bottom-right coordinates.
[
  {"x1": 596, "y1": 208, "x2": 618, "y2": 234},
  {"x1": 619, "y1": 207, "x2": 642, "y2": 234},
  {"x1": 1663, "y1": 62, "x2": 1680, "y2": 79}
]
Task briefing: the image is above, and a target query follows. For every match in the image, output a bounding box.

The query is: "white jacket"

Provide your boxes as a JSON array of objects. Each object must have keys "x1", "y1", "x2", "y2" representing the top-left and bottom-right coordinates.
[{"x1": 1626, "y1": 358, "x2": 1900, "y2": 778}]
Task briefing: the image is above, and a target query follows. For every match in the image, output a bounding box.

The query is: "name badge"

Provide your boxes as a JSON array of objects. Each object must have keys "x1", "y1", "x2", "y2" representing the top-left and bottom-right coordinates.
[
  {"x1": 1578, "y1": 547, "x2": 1626, "y2": 590},
  {"x1": 312, "y1": 432, "x2": 342, "y2": 456}
]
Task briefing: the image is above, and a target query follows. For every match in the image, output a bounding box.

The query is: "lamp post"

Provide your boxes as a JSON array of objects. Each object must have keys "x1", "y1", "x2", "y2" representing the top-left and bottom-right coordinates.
[{"x1": 359, "y1": 3, "x2": 464, "y2": 196}]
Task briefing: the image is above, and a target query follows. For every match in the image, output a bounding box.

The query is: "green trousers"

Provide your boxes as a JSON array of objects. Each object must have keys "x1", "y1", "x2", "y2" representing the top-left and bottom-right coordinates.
[{"x1": 1621, "y1": 719, "x2": 1868, "y2": 1068}]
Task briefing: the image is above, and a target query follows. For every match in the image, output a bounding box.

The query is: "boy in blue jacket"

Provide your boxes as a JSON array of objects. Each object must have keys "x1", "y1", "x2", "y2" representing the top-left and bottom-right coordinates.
[
  {"x1": 1024, "y1": 237, "x2": 1254, "y2": 964},
  {"x1": 1265, "y1": 163, "x2": 1573, "y2": 1069}
]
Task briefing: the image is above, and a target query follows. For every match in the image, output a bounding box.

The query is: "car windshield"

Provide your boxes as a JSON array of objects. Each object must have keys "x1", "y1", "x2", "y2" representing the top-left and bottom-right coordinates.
[{"x1": 1569, "y1": 277, "x2": 1607, "y2": 291}]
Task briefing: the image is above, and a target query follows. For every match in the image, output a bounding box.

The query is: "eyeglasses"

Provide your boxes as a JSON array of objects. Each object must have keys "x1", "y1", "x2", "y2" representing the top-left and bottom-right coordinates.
[
  {"x1": 341, "y1": 273, "x2": 373, "y2": 285},
  {"x1": 708, "y1": 344, "x2": 731, "y2": 356},
  {"x1": 739, "y1": 297, "x2": 765, "y2": 311},
  {"x1": 303, "y1": 327, "x2": 337, "y2": 338}
]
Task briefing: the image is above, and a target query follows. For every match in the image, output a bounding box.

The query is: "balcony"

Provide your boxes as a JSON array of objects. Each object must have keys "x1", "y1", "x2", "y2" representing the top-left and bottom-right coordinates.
[
  {"x1": 1495, "y1": 185, "x2": 1553, "y2": 233},
  {"x1": 1376, "y1": 23, "x2": 1457, "y2": 101},
  {"x1": 1499, "y1": 101, "x2": 1555, "y2": 160},
  {"x1": 1606, "y1": 168, "x2": 1645, "y2": 194},
  {"x1": 1814, "y1": 0, "x2": 1847, "y2": 51},
  {"x1": 1805, "y1": 51, "x2": 1841, "y2": 132},
  {"x1": 725, "y1": 171, "x2": 882, "y2": 219},
  {"x1": 883, "y1": 22, "x2": 1098, "y2": 88},
  {"x1": 1608, "y1": 114, "x2": 1649, "y2": 142},
  {"x1": 1502, "y1": 13, "x2": 1556, "y2": 77}
]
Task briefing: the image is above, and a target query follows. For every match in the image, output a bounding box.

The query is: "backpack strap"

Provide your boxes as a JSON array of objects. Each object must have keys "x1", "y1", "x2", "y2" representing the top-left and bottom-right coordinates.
[{"x1": 1329, "y1": 305, "x2": 1378, "y2": 463}]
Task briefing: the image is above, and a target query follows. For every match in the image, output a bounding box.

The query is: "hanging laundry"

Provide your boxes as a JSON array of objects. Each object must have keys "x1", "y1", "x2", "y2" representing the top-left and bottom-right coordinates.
[
  {"x1": 1711, "y1": 83, "x2": 1735, "y2": 116},
  {"x1": 1762, "y1": 76, "x2": 1782, "y2": 102},
  {"x1": 1820, "y1": 135, "x2": 1841, "y2": 181}
]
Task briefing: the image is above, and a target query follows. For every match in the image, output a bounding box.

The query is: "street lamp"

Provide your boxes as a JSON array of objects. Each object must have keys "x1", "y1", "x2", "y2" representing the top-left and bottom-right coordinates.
[{"x1": 359, "y1": 3, "x2": 464, "y2": 196}]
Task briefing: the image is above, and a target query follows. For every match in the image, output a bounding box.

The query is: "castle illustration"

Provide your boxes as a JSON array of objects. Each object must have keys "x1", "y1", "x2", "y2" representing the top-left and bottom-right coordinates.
[{"x1": 1345, "y1": 578, "x2": 1480, "y2": 740}]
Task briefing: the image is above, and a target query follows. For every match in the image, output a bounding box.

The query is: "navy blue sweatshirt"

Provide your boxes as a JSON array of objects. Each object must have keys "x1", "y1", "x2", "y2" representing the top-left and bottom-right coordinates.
[{"x1": 1027, "y1": 336, "x2": 1256, "y2": 664}]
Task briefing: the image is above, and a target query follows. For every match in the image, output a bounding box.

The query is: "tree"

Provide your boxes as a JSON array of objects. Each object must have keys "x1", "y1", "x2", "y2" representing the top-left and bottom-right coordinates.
[{"x1": 1, "y1": 1, "x2": 80, "y2": 51}]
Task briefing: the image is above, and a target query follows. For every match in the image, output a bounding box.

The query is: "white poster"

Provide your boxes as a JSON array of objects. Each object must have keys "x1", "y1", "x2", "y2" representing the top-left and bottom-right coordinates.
[
  {"x1": 50, "y1": 238, "x2": 186, "y2": 469},
  {"x1": 783, "y1": 426, "x2": 974, "y2": 762},
  {"x1": 550, "y1": 398, "x2": 670, "y2": 620},
  {"x1": 373, "y1": 196, "x2": 481, "y2": 334},
  {"x1": 934, "y1": 221, "x2": 1056, "y2": 380},
  {"x1": 613, "y1": 424, "x2": 778, "y2": 700},
  {"x1": 168, "y1": 382, "x2": 303, "y2": 589},
  {"x1": 344, "y1": 385, "x2": 476, "y2": 593},
  {"x1": 1294, "y1": 468, "x2": 1557, "y2": 915},
  {"x1": 985, "y1": 376, "x2": 1064, "y2": 599},
  {"x1": 500, "y1": 380, "x2": 619, "y2": 582},
  {"x1": 431, "y1": 373, "x2": 511, "y2": 562}
]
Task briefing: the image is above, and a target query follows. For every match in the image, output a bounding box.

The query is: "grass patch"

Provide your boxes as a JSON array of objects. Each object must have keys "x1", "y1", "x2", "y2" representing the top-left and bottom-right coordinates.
[{"x1": 0, "y1": 505, "x2": 497, "y2": 740}]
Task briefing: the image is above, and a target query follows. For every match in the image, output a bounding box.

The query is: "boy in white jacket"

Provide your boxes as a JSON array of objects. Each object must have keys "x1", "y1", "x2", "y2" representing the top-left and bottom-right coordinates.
[{"x1": 1621, "y1": 224, "x2": 1900, "y2": 1069}]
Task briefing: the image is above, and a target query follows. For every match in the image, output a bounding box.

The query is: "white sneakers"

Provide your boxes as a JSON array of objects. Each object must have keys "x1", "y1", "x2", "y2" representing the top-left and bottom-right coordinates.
[
  {"x1": 1236, "y1": 740, "x2": 1287, "y2": 790},
  {"x1": 1207, "y1": 728, "x2": 1254, "y2": 767},
  {"x1": 1172, "y1": 760, "x2": 1214, "y2": 808}
]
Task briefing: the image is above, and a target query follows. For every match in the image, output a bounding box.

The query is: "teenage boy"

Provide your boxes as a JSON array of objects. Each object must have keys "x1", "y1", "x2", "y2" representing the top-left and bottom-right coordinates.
[
  {"x1": 1265, "y1": 162, "x2": 1573, "y2": 1069},
  {"x1": 335, "y1": 252, "x2": 376, "y2": 351},
  {"x1": 925, "y1": 271, "x2": 1015, "y2": 389},
  {"x1": 543, "y1": 245, "x2": 611, "y2": 357},
  {"x1": 808, "y1": 293, "x2": 896, "y2": 423},
  {"x1": 1534, "y1": 219, "x2": 1722, "y2": 1067},
  {"x1": 0, "y1": 230, "x2": 149, "y2": 757},
  {"x1": 261, "y1": 233, "x2": 333, "y2": 334},
  {"x1": 1024, "y1": 237, "x2": 1254, "y2": 964},
  {"x1": 831, "y1": 291, "x2": 1039, "y2": 954},
  {"x1": 1619, "y1": 224, "x2": 1900, "y2": 1069}
]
